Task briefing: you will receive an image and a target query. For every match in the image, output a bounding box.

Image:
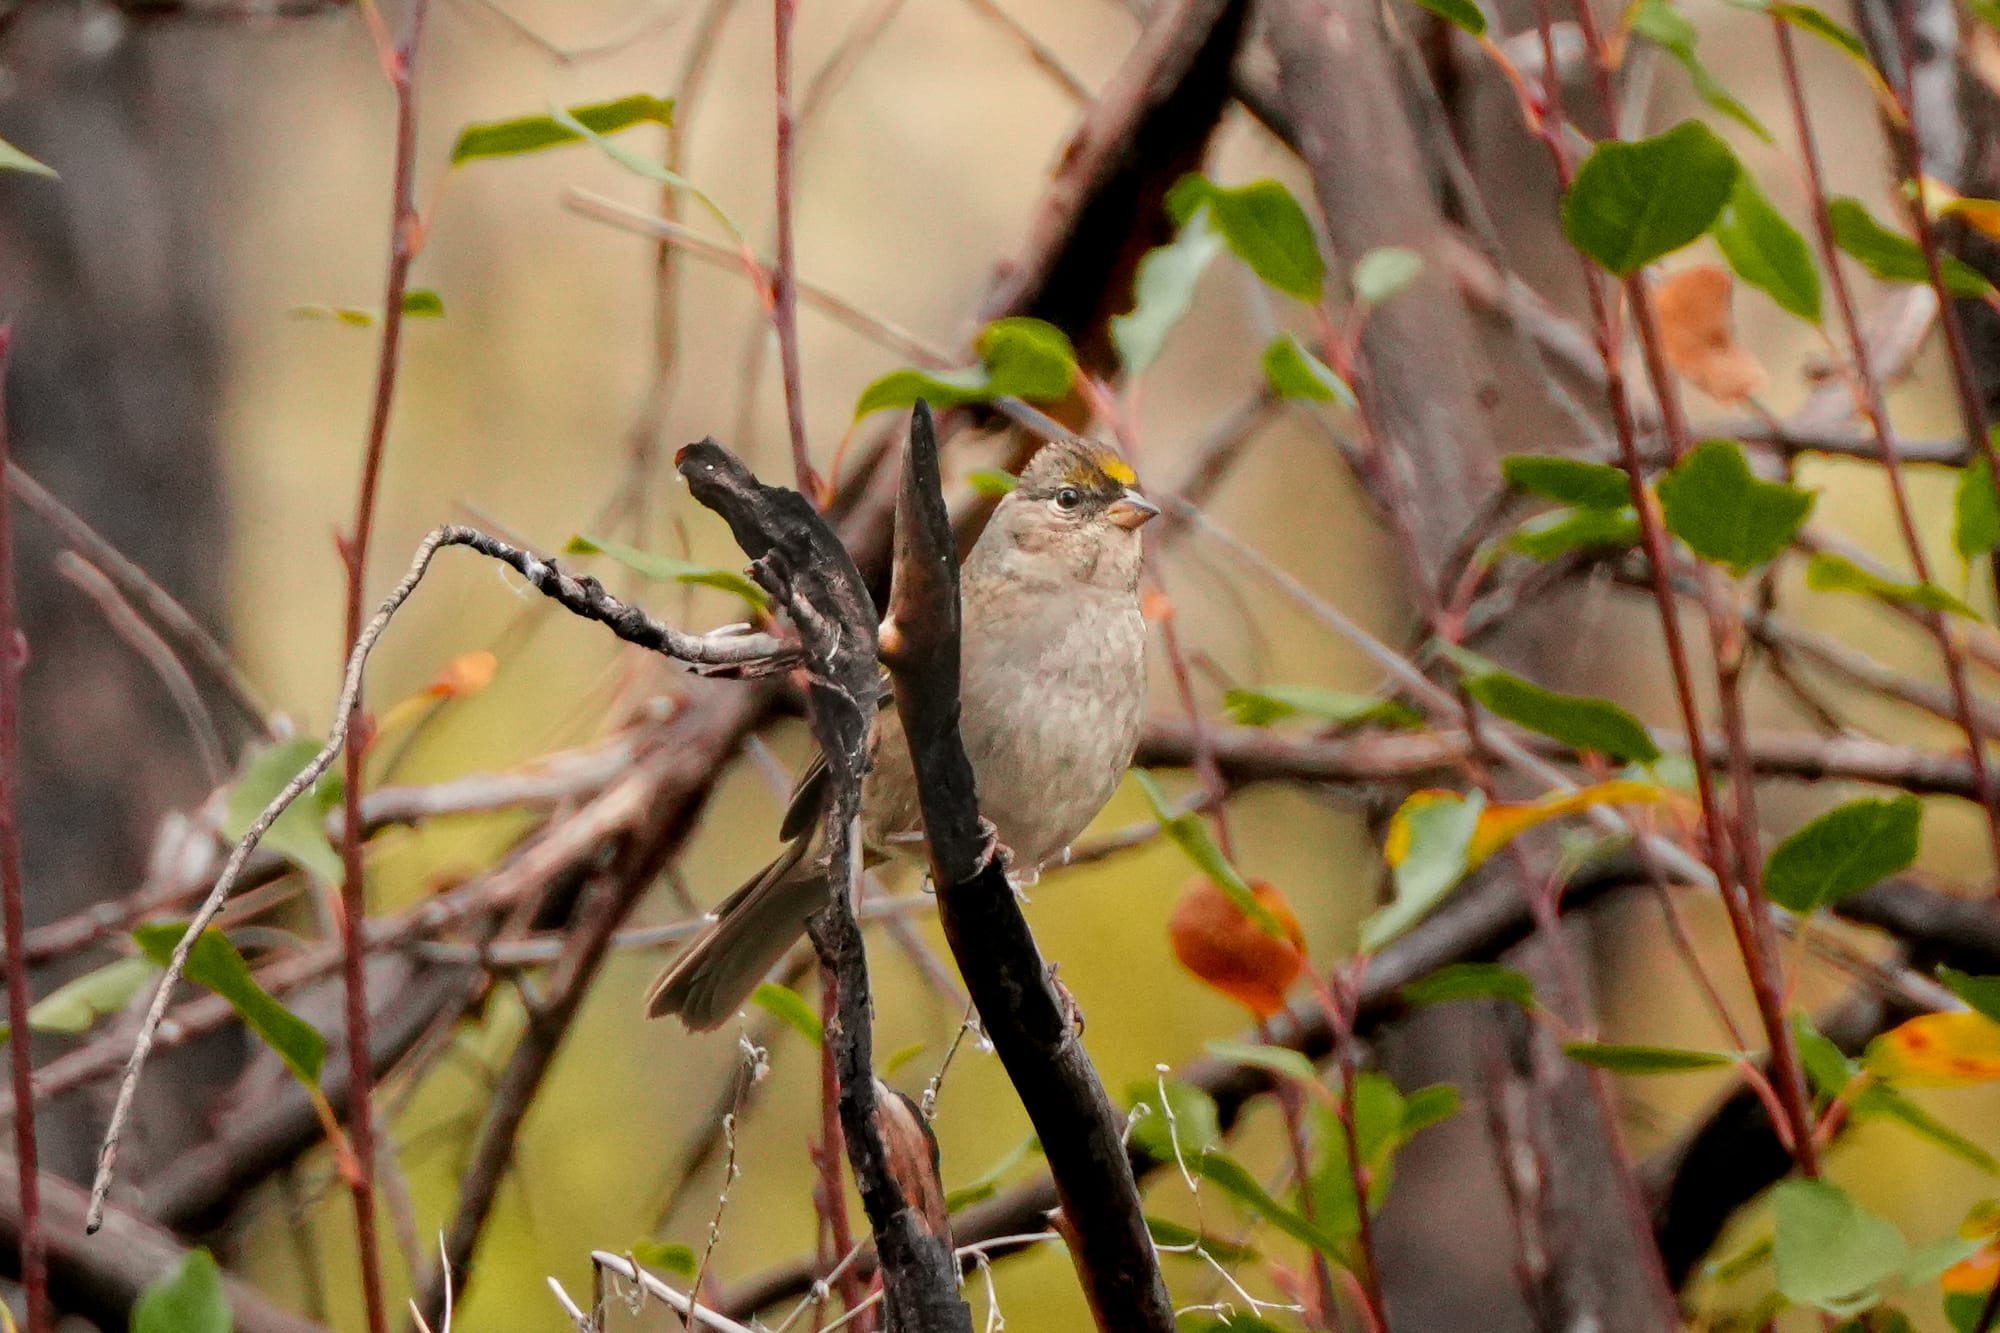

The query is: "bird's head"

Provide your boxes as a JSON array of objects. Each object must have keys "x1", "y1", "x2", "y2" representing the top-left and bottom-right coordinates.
[{"x1": 980, "y1": 438, "x2": 1158, "y2": 591}]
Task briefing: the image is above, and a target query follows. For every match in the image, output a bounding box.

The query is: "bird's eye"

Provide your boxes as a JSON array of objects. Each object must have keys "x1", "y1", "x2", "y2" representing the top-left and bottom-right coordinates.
[{"x1": 1053, "y1": 486, "x2": 1083, "y2": 512}]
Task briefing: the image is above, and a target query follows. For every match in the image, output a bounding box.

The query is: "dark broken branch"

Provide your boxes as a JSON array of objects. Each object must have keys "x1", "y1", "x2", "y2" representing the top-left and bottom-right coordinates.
[
  {"x1": 878, "y1": 402, "x2": 1174, "y2": 1333},
  {"x1": 677, "y1": 438, "x2": 969, "y2": 1333}
]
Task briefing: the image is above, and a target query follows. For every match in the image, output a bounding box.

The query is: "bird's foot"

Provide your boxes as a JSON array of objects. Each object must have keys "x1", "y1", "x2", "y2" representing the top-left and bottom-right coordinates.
[{"x1": 1048, "y1": 963, "x2": 1085, "y2": 1034}]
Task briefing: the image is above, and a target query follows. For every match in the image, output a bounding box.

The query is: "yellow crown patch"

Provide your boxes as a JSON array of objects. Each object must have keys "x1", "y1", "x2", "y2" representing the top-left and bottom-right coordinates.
[{"x1": 1097, "y1": 454, "x2": 1137, "y2": 486}]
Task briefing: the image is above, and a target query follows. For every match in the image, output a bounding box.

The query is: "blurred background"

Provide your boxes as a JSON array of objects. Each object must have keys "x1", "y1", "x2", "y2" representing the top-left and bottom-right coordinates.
[{"x1": 3, "y1": 0, "x2": 1998, "y2": 1329}]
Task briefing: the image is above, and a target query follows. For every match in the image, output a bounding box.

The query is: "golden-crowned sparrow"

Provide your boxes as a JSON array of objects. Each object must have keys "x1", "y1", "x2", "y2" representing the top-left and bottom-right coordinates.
[{"x1": 647, "y1": 437, "x2": 1158, "y2": 1030}]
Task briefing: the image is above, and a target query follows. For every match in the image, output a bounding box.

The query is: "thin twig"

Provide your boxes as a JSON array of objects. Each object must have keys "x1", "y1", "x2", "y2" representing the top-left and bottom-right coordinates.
[
  {"x1": 770, "y1": 0, "x2": 820, "y2": 500},
  {"x1": 0, "y1": 327, "x2": 48, "y2": 1333},
  {"x1": 87, "y1": 521, "x2": 789, "y2": 1227},
  {"x1": 57, "y1": 552, "x2": 228, "y2": 785},
  {"x1": 5, "y1": 460, "x2": 270, "y2": 731}
]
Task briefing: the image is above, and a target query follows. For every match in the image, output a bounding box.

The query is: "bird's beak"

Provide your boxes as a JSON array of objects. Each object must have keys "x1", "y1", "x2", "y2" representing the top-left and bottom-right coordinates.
[{"x1": 1106, "y1": 490, "x2": 1160, "y2": 530}]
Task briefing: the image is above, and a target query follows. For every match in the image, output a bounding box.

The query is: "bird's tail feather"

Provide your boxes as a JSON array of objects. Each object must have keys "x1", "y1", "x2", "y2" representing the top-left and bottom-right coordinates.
[{"x1": 646, "y1": 844, "x2": 826, "y2": 1030}]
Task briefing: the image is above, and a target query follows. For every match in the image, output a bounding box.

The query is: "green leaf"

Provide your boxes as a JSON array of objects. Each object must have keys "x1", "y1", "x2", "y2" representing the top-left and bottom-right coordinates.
[
  {"x1": 1794, "y1": 1012, "x2": 1858, "y2": 1099},
  {"x1": 1306, "y1": 1073, "x2": 1454, "y2": 1239},
  {"x1": 546, "y1": 103, "x2": 743, "y2": 244},
  {"x1": 1167, "y1": 177, "x2": 1326, "y2": 302},
  {"x1": 1406, "y1": 0, "x2": 1487, "y2": 36},
  {"x1": 1464, "y1": 671, "x2": 1661, "y2": 764},
  {"x1": 25, "y1": 956, "x2": 157, "y2": 1034},
  {"x1": 1127, "y1": 1078, "x2": 1222, "y2": 1164},
  {"x1": 1222, "y1": 684, "x2": 1421, "y2": 729},
  {"x1": 1401, "y1": 962, "x2": 1536, "y2": 1009},
  {"x1": 1772, "y1": 1178, "x2": 1909, "y2": 1314},
  {"x1": 1807, "y1": 552, "x2": 1981, "y2": 618},
  {"x1": 1501, "y1": 454, "x2": 1633, "y2": 509},
  {"x1": 1656, "y1": 439, "x2": 1816, "y2": 575},
  {"x1": 965, "y1": 469, "x2": 1018, "y2": 498},
  {"x1": 222, "y1": 738, "x2": 344, "y2": 884},
  {"x1": 750, "y1": 982, "x2": 821, "y2": 1045},
  {"x1": 134, "y1": 1249, "x2": 230, "y2": 1333},
  {"x1": 630, "y1": 1241, "x2": 697, "y2": 1279},
  {"x1": 1206, "y1": 1039, "x2": 1322, "y2": 1088},
  {"x1": 1957, "y1": 454, "x2": 2000, "y2": 561},
  {"x1": 1853, "y1": 1083, "x2": 2000, "y2": 1174},
  {"x1": 286, "y1": 304, "x2": 377, "y2": 327},
  {"x1": 1763, "y1": 795, "x2": 1922, "y2": 913},
  {"x1": 855, "y1": 317, "x2": 1077, "y2": 418},
  {"x1": 1628, "y1": 0, "x2": 1771, "y2": 140},
  {"x1": 1134, "y1": 771, "x2": 1287, "y2": 938},
  {"x1": 1766, "y1": 3, "x2": 1868, "y2": 59},
  {"x1": 134, "y1": 924, "x2": 326, "y2": 1088},
  {"x1": 1563, "y1": 1041, "x2": 1739, "y2": 1073},
  {"x1": 1506, "y1": 506, "x2": 1640, "y2": 560},
  {"x1": 288, "y1": 290, "x2": 446, "y2": 326},
  {"x1": 1829, "y1": 197, "x2": 1994, "y2": 298},
  {"x1": 1951, "y1": 1292, "x2": 1991, "y2": 1333},
  {"x1": 0, "y1": 135, "x2": 56, "y2": 178},
  {"x1": 1354, "y1": 247, "x2": 1424, "y2": 304},
  {"x1": 450, "y1": 93, "x2": 673, "y2": 165},
  {"x1": 1261, "y1": 333, "x2": 1356, "y2": 406},
  {"x1": 563, "y1": 534, "x2": 770, "y2": 610},
  {"x1": 944, "y1": 1134, "x2": 1038, "y2": 1211},
  {"x1": 1363, "y1": 790, "x2": 1486, "y2": 951},
  {"x1": 1113, "y1": 207, "x2": 1224, "y2": 376},
  {"x1": 1939, "y1": 966, "x2": 2000, "y2": 1026},
  {"x1": 1401, "y1": 1083, "x2": 1461, "y2": 1136},
  {"x1": 1904, "y1": 1232, "x2": 1991, "y2": 1287},
  {"x1": 1714, "y1": 171, "x2": 1822, "y2": 322},
  {"x1": 1562, "y1": 121, "x2": 1739, "y2": 277}
]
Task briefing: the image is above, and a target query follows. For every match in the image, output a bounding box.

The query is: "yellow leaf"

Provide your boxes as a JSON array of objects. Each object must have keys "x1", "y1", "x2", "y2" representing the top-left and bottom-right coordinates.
[
  {"x1": 1944, "y1": 196, "x2": 2000, "y2": 243},
  {"x1": 1385, "y1": 790, "x2": 1460, "y2": 866},
  {"x1": 1466, "y1": 780, "x2": 1666, "y2": 868},
  {"x1": 1867, "y1": 1010, "x2": 2000, "y2": 1086}
]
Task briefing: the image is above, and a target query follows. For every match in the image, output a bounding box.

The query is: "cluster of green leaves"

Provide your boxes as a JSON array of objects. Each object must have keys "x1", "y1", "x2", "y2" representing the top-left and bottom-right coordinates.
[{"x1": 854, "y1": 317, "x2": 1078, "y2": 418}]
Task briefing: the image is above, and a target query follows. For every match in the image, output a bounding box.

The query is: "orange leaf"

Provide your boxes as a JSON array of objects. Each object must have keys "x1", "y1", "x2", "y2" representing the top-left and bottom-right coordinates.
[
  {"x1": 1944, "y1": 1245, "x2": 1999, "y2": 1297},
  {"x1": 1867, "y1": 1010, "x2": 2000, "y2": 1086},
  {"x1": 1169, "y1": 876, "x2": 1306, "y2": 1018},
  {"x1": 427, "y1": 649, "x2": 498, "y2": 699},
  {"x1": 1466, "y1": 779, "x2": 1666, "y2": 868},
  {"x1": 1655, "y1": 264, "x2": 1768, "y2": 404}
]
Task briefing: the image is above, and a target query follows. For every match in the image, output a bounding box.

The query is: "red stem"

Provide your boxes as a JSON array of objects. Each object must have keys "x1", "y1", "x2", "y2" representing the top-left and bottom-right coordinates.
[
  {"x1": 772, "y1": 0, "x2": 823, "y2": 503},
  {"x1": 337, "y1": 12, "x2": 429, "y2": 1333},
  {"x1": 1513, "y1": 0, "x2": 1822, "y2": 1176},
  {"x1": 1257, "y1": 1017, "x2": 1338, "y2": 1329},
  {"x1": 0, "y1": 327, "x2": 48, "y2": 1333},
  {"x1": 1769, "y1": 21, "x2": 2000, "y2": 890}
]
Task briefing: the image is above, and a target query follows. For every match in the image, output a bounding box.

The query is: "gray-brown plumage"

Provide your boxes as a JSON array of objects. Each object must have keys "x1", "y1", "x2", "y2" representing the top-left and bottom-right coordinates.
[{"x1": 647, "y1": 438, "x2": 1157, "y2": 1030}]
